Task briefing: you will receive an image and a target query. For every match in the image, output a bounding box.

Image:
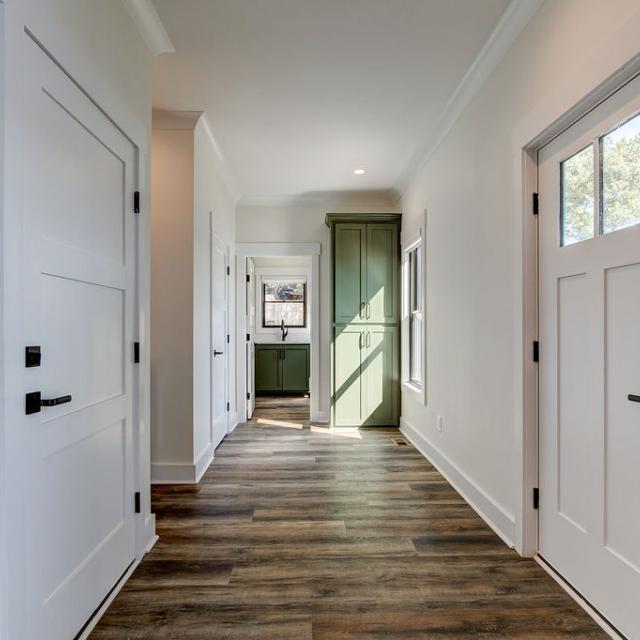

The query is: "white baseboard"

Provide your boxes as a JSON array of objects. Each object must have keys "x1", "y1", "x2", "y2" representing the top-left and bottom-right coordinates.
[
  {"x1": 228, "y1": 411, "x2": 240, "y2": 432},
  {"x1": 152, "y1": 442, "x2": 216, "y2": 485},
  {"x1": 194, "y1": 443, "x2": 215, "y2": 483},
  {"x1": 400, "y1": 416, "x2": 516, "y2": 548},
  {"x1": 535, "y1": 556, "x2": 624, "y2": 640},
  {"x1": 311, "y1": 410, "x2": 329, "y2": 423}
]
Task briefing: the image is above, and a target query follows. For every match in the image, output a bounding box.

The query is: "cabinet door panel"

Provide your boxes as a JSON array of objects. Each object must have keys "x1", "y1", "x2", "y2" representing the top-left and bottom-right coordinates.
[
  {"x1": 333, "y1": 326, "x2": 364, "y2": 426},
  {"x1": 334, "y1": 224, "x2": 366, "y2": 323},
  {"x1": 363, "y1": 326, "x2": 398, "y2": 426},
  {"x1": 282, "y1": 345, "x2": 309, "y2": 392},
  {"x1": 255, "y1": 346, "x2": 282, "y2": 392},
  {"x1": 366, "y1": 224, "x2": 398, "y2": 323}
]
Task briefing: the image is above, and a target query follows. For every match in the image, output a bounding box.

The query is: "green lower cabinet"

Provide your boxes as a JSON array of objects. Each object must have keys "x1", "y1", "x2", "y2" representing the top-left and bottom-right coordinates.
[
  {"x1": 282, "y1": 345, "x2": 310, "y2": 392},
  {"x1": 255, "y1": 344, "x2": 309, "y2": 393},
  {"x1": 333, "y1": 326, "x2": 365, "y2": 426},
  {"x1": 255, "y1": 345, "x2": 282, "y2": 392},
  {"x1": 332, "y1": 325, "x2": 398, "y2": 427}
]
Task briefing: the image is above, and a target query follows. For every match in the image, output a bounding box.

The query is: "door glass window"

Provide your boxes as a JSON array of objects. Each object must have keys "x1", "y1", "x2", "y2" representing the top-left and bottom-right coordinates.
[
  {"x1": 601, "y1": 113, "x2": 640, "y2": 235},
  {"x1": 561, "y1": 145, "x2": 595, "y2": 246}
]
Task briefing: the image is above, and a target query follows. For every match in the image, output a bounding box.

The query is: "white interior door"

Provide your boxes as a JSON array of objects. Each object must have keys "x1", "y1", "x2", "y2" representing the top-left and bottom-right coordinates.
[
  {"x1": 21, "y1": 39, "x2": 137, "y2": 639},
  {"x1": 211, "y1": 232, "x2": 229, "y2": 446},
  {"x1": 246, "y1": 257, "x2": 256, "y2": 419},
  {"x1": 538, "y1": 73, "x2": 640, "y2": 639}
]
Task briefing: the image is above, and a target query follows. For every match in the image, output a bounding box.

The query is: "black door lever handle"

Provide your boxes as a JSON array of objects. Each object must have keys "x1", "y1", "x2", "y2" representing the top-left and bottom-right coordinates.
[
  {"x1": 26, "y1": 392, "x2": 72, "y2": 414},
  {"x1": 213, "y1": 350, "x2": 224, "y2": 357},
  {"x1": 628, "y1": 394, "x2": 640, "y2": 403},
  {"x1": 41, "y1": 395, "x2": 72, "y2": 407}
]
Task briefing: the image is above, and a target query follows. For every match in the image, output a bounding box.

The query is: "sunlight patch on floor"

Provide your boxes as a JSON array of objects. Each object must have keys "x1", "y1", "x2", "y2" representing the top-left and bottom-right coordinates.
[
  {"x1": 256, "y1": 418, "x2": 303, "y2": 429},
  {"x1": 310, "y1": 426, "x2": 362, "y2": 439}
]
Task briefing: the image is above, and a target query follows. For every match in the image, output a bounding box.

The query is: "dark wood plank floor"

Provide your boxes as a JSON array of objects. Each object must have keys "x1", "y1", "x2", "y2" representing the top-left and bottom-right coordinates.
[{"x1": 90, "y1": 396, "x2": 606, "y2": 639}]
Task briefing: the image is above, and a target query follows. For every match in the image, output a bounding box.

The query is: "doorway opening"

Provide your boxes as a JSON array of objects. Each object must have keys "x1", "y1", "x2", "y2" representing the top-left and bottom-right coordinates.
[
  {"x1": 235, "y1": 242, "x2": 322, "y2": 425},
  {"x1": 246, "y1": 256, "x2": 311, "y2": 421}
]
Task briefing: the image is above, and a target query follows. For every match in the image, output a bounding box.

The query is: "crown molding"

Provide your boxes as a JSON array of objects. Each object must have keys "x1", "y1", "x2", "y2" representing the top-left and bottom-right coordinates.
[
  {"x1": 122, "y1": 0, "x2": 175, "y2": 57},
  {"x1": 237, "y1": 189, "x2": 398, "y2": 209},
  {"x1": 394, "y1": 0, "x2": 544, "y2": 198}
]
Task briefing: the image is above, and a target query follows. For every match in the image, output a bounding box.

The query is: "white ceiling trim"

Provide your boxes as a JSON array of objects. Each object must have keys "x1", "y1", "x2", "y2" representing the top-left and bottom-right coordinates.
[
  {"x1": 394, "y1": 0, "x2": 544, "y2": 199},
  {"x1": 122, "y1": 0, "x2": 175, "y2": 56}
]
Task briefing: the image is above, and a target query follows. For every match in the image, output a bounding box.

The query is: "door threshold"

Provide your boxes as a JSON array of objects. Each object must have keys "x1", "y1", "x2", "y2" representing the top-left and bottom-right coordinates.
[{"x1": 534, "y1": 555, "x2": 627, "y2": 640}]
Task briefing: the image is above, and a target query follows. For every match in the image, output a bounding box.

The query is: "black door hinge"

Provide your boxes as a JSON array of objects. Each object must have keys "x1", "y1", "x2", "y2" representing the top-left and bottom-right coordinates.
[
  {"x1": 246, "y1": 274, "x2": 251, "y2": 283},
  {"x1": 533, "y1": 341, "x2": 539, "y2": 362},
  {"x1": 533, "y1": 487, "x2": 540, "y2": 510},
  {"x1": 226, "y1": 401, "x2": 230, "y2": 412},
  {"x1": 134, "y1": 491, "x2": 141, "y2": 514},
  {"x1": 133, "y1": 342, "x2": 140, "y2": 364},
  {"x1": 247, "y1": 392, "x2": 251, "y2": 400},
  {"x1": 532, "y1": 192, "x2": 539, "y2": 215},
  {"x1": 226, "y1": 334, "x2": 230, "y2": 344},
  {"x1": 226, "y1": 266, "x2": 230, "y2": 276},
  {"x1": 134, "y1": 191, "x2": 140, "y2": 214},
  {"x1": 246, "y1": 333, "x2": 250, "y2": 342}
]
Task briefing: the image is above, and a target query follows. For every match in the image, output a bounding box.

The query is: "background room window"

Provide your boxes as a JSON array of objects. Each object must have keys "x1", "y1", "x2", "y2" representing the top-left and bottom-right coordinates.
[
  {"x1": 408, "y1": 245, "x2": 423, "y2": 387},
  {"x1": 262, "y1": 280, "x2": 306, "y2": 327}
]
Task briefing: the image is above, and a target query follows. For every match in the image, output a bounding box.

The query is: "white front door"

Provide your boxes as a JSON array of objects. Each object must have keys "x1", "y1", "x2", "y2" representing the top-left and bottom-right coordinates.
[
  {"x1": 246, "y1": 257, "x2": 256, "y2": 419},
  {"x1": 21, "y1": 39, "x2": 137, "y2": 639},
  {"x1": 211, "y1": 232, "x2": 229, "y2": 446},
  {"x1": 538, "y1": 73, "x2": 640, "y2": 639}
]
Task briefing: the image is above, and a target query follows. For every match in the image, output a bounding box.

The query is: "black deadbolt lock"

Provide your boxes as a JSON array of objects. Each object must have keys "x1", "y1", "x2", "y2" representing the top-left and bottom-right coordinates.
[{"x1": 25, "y1": 346, "x2": 41, "y2": 368}]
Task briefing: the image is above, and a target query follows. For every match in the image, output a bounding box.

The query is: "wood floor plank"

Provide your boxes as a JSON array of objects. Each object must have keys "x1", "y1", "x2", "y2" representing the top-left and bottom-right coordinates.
[{"x1": 90, "y1": 395, "x2": 606, "y2": 639}]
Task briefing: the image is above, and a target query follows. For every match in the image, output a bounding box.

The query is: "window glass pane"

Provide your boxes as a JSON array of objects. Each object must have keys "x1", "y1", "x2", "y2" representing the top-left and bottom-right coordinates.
[
  {"x1": 561, "y1": 145, "x2": 594, "y2": 246},
  {"x1": 263, "y1": 281, "x2": 305, "y2": 302},
  {"x1": 264, "y1": 302, "x2": 304, "y2": 327},
  {"x1": 601, "y1": 113, "x2": 640, "y2": 234},
  {"x1": 410, "y1": 312, "x2": 422, "y2": 385}
]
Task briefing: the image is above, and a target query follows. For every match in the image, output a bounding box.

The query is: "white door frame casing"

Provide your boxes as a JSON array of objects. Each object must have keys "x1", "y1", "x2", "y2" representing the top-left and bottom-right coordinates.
[{"x1": 235, "y1": 243, "x2": 322, "y2": 423}]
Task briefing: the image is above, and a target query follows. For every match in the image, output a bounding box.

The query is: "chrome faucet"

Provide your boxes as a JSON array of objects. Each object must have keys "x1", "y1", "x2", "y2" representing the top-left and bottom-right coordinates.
[{"x1": 280, "y1": 319, "x2": 289, "y2": 342}]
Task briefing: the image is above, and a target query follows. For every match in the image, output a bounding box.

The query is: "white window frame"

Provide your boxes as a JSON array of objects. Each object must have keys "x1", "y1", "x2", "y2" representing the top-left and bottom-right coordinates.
[{"x1": 401, "y1": 224, "x2": 426, "y2": 405}]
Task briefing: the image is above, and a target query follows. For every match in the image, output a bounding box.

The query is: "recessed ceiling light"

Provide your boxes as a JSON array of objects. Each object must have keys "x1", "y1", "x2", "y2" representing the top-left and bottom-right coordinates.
[{"x1": 354, "y1": 168, "x2": 366, "y2": 175}]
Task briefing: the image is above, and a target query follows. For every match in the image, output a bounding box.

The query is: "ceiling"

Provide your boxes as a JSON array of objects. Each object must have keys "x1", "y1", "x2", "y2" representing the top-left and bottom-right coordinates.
[{"x1": 152, "y1": 0, "x2": 511, "y2": 201}]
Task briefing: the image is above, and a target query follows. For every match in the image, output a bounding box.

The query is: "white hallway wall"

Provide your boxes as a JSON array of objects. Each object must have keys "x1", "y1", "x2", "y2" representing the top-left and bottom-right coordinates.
[
  {"x1": 399, "y1": 0, "x2": 640, "y2": 548},
  {"x1": 0, "y1": 0, "x2": 154, "y2": 637},
  {"x1": 151, "y1": 113, "x2": 237, "y2": 482},
  {"x1": 236, "y1": 194, "x2": 399, "y2": 417}
]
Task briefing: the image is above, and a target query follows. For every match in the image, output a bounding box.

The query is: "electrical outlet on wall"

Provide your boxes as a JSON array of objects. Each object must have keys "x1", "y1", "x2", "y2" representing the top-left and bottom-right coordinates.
[{"x1": 436, "y1": 415, "x2": 443, "y2": 432}]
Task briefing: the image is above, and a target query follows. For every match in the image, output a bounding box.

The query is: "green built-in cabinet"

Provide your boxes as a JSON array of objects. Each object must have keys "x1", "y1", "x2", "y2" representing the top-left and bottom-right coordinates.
[
  {"x1": 327, "y1": 213, "x2": 401, "y2": 427},
  {"x1": 255, "y1": 344, "x2": 309, "y2": 394}
]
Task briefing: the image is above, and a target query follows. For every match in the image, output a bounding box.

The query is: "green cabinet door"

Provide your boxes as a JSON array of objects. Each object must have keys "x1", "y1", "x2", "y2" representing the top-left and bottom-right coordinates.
[
  {"x1": 362, "y1": 325, "x2": 399, "y2": 426},
  {"x1": 334, "y1": 224, "x2": 366, "y2": 324},
  {"x1": 282, "y1": 345, "x2": 310, "y2": 392},
  {"x1": 366, "y1": 224, "x2": 398, "y2": 323},
  {"x1": 255, "y1": 346, "x2": 282, "y2": 392},
  {"x1": 333, "y1": 325, "x2": 364, "y2": 426}
]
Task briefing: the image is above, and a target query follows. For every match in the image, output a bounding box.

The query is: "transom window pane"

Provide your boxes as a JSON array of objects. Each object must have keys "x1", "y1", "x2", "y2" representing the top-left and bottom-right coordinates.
[
  {"x1": 601, "y1": 113, "x2": 640, "y2": 235},
  {"x1": 262, "y1": 281, "x2": 306, "y2": 327},
  {"x1": 561, "y1": 145, "x2": 595, "y2": 246}
]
